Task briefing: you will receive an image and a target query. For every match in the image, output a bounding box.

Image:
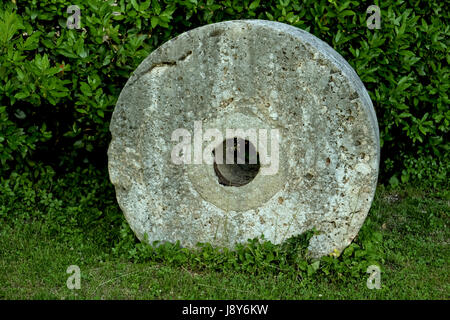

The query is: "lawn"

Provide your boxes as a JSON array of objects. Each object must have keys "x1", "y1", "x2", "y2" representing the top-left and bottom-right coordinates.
[{"x1": 0, "y1": 184, "x2": 448, "y2": 300}]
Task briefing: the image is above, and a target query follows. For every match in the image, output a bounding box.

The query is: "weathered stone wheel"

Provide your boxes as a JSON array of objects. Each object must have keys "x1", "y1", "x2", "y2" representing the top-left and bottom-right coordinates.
[{"x1": 108, "y1": 20, "x2": 379, "y2": 258}]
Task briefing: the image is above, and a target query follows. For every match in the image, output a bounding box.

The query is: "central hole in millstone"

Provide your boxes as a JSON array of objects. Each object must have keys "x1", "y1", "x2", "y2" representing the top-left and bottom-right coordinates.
[{"x1": 212, "y1": 137, "x2": 260, "y2": 187}]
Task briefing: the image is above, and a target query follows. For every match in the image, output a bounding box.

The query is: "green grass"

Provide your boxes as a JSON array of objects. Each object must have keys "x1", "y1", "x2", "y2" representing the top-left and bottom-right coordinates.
[{"x1": 0, "y1": 185, "x2": 448, "y2": 300}]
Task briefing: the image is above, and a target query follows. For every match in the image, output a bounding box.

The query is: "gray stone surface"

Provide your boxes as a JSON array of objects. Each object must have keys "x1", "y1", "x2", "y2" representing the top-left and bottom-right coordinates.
[{"x1": 108, "y1": 20, "x2": 380, "y2": 258}]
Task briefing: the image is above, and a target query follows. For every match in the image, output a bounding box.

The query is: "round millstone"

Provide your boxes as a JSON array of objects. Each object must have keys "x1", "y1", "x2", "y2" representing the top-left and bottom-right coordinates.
[{"x1": 108, "y1": 20, "x2": 380, "y2": 258}]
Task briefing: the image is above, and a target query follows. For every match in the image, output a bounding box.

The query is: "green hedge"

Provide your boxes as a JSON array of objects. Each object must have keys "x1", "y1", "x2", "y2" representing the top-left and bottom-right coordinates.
[{"x1": 0, "y1": 0, "x2": 448, "y2": 187}]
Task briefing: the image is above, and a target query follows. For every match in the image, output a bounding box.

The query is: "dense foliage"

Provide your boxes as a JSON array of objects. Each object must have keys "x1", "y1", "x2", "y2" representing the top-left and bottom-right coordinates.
[{"x1": 0, "y1": 0, "x2": 448, "y2": 186}]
